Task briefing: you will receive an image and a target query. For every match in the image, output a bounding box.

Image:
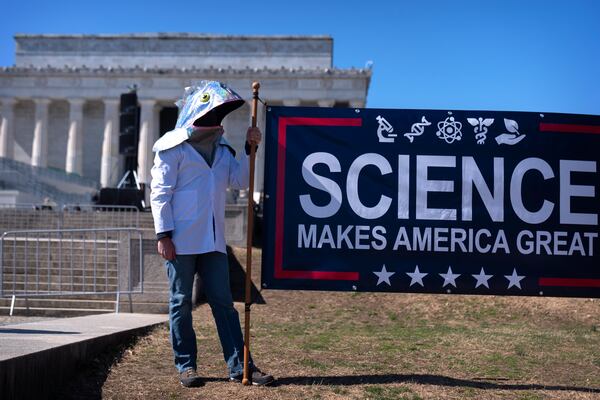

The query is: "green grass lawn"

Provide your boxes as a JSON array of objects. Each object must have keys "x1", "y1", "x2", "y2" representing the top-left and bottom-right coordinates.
[{"x1": 99, "y1": 248, "x2": 600, "y2": 400}]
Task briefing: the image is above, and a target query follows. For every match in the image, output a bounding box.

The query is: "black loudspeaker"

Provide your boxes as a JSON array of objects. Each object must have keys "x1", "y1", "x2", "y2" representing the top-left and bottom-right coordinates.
[
  {"x1": 97, "y1": 187, "x2": 145, "y2": 210},
  {"x1": 118, "y1": 91, "x2": 140, "y2": 156}
]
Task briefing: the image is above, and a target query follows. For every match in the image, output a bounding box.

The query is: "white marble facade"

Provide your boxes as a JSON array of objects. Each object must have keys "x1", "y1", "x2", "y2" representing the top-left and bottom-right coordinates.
[{"x1": 0, "y1": 34, "x2": 371, "y2": 197}]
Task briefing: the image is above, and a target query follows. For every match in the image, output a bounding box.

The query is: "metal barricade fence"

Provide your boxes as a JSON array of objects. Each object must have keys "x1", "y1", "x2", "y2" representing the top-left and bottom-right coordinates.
[
  {"x1": 0, "y1": 203, "x2": 140, "y2": 232},
  {"x1": 0, "y1": 228, "x2": 143, "y2": 314},
  {"x1": 61, "y1": 204, "x2": 140, "y2": 229},
  {"x1": 0, "y1": 203, "x2": 61, "y2": 231}
]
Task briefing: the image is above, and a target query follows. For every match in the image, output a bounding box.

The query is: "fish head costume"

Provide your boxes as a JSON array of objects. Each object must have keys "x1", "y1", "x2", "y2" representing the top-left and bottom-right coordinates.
[{"x1": 152, "y1": 81, "x2": 245, "y2": 152}]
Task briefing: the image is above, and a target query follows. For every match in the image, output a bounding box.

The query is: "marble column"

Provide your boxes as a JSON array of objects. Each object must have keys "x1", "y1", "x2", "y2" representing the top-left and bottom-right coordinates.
[
  {"x1": 137, "y1": 99, "x2": 156, "y2": 185},
  {"x1": 100, "y1": 98, "x2": 120, "y2": 187},
  {"x1": 0, "y1": 98, "x2": 16, "y2": 159},
  {"x1": 31, "y1": 98, "x2": 50, "y2": 168},
  {"x1": 65, "y1": 98, "x2": 84, "y2": 175},
  {"x1": 317, "y1": 99, "x2": 335, "y2": 108}
]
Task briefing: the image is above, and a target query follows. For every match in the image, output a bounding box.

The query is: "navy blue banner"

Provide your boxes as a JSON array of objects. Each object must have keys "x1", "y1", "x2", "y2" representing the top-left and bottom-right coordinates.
[{"x1": 261, "y1": 106, "x2": 600, "y2": 297}]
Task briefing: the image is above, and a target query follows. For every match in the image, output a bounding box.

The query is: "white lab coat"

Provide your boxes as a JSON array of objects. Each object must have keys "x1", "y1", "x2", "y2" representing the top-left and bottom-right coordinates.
[{"x1": 150, "y1": 138, "x2": 249, "y2": 255}]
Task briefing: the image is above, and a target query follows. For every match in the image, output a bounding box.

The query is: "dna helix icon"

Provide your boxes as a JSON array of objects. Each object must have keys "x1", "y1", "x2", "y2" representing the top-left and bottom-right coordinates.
[{"x1": 403, "y1": 116, "x2": 432, "y2": 143}]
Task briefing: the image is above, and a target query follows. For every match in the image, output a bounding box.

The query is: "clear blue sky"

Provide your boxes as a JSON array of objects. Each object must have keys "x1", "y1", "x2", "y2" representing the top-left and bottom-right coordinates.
[{"x1": 2, "y1": 0, "x2": 599, "y2": 115}]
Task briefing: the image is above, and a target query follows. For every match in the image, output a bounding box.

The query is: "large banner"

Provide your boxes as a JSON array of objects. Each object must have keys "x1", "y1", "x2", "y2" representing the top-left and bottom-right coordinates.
[{"x1": 261, "y1": 106, "x2": 600, "y2": 298}]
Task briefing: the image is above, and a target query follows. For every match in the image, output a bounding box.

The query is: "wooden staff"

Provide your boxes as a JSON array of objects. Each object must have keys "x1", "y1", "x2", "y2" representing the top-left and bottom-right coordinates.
[{"x1": 243, "y1": 81, "x2": 260, "y2": 385}]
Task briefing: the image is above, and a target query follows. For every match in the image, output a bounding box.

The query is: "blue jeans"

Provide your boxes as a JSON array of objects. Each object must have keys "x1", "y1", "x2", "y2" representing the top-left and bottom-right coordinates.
[{"x1": 166, "y1": 252, "x2": 253, "y2": 377}]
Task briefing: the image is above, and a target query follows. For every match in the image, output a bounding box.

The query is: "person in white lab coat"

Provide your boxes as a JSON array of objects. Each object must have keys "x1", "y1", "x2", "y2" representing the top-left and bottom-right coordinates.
[{"x1": 150, "y1": 81, "x2": 274, "y2": 387}]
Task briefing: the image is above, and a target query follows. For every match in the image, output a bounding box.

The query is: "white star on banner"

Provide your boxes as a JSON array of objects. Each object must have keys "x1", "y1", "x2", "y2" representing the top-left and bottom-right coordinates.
[
  {"x1": 439, "y1": 266, "x2": 460, "y2": 287},
  {"x1": 406, "y1": 265, "x2": 428, "y2": 287},
  {"x1": 505, "y1": 268, "x2": 525, "y2": 289},
  {"x1": 373, "y1": 264, "x2": 395, "y2": 286},
  {"x1": 472, "y1": 268, "x2": 493, "y2": 288}
]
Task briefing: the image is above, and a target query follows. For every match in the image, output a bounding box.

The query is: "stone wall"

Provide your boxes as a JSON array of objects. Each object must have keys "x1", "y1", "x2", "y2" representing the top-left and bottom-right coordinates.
[{"x1": 15, "y1": 34, "x2": 333, "y2": 70}]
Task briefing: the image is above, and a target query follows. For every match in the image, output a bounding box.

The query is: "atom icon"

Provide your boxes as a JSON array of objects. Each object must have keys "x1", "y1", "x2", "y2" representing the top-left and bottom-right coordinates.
[{"x1": 436, "y1": 116, "x2": 463, "y2": 144}]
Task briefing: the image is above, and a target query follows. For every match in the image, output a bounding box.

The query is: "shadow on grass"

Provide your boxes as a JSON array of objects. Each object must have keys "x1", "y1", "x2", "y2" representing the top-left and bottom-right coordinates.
[
  {"x1": 274, "y1": 374, "x2": 600, "y2": 393},
  {"x1": 226, "y1": 246, "x2": 265, "y2": 304}
]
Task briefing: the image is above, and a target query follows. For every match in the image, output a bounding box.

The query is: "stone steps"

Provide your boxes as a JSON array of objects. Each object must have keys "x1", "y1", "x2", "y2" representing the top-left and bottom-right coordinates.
[
  {"x1": 0, "y1": 227, "x2": 177, "y2": 316},
  {"x1": 2, "y1": 267, "x2": 118, "y2": 276},
  {"x1": 142, "y1": 282, "x2": 169, "y2": 291},
  {"x1": 0, "y1": 296, "x2": 117, "y2": 310},
  {"x1": 0, "y1": 294, "x2": 163, "y2": 316},
  {"x1": 0, "y1": 295, "x2": 169, "y2": 316},
  {"x1": 0, "y1": 208, "x2": 170, "y2": 317},
  {"x1": 3, "y1": 282, "x2": 119, "y2": 292},
  {"x1": 115, "y1": 300, "x2": 168, "y2": 314},
  {"x1": 2, "y1": 244, "x2": 119, "y2": 251},
  {"x1": 0, "y1": 157, "x2": 98, "y2": 205},
  {"x1": 0, "y1": 297, "x2": 117, "y2": 316},
  {"x1": 0, "y1": 307, "x2": 115, "y2": 317}
]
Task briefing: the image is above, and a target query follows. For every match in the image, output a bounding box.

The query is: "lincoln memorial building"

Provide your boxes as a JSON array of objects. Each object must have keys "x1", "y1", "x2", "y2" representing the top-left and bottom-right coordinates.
[{"x1": 0, "y1": 34, "x2": 371, "y2": 204}]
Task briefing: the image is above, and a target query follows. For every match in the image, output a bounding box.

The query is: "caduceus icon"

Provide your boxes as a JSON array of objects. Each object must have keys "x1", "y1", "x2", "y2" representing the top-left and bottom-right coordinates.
[{"x1": 467, "y1": 117, "x2": 494, "y2": 144}]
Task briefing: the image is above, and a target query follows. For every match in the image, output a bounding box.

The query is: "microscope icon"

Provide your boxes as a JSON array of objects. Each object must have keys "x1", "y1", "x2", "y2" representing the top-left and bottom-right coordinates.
[{"x1": 376, "y1": 115, "x2": 396, "y2": 143}]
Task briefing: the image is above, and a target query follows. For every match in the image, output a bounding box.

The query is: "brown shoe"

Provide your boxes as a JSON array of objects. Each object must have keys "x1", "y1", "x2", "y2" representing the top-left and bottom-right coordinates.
[
  {"x1": 230, "y1": 368, "x2": 275, "y2": 386},
  {"x1": 179, "y1": 368, "x2": 203, "y2": 387}
]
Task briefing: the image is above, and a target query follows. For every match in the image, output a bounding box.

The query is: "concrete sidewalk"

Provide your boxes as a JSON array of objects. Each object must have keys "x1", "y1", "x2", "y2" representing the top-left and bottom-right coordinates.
[{"x1": 0, "y1": 312, "x2": 167, "y2": 399}]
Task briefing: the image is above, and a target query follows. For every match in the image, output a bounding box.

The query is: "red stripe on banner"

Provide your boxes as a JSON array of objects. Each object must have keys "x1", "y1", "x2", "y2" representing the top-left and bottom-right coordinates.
[
  {"x1": 274, "y1": 116, "x2": 362, "y2": 281},
  {"x1": 276, "y1": 269, "x2": 360, "y2": 280},
  {"x1": 274, "y1": 119, "x2": 288, "y2": 280},
  {"x1": 539, "y1": 123, "x2": 600, "y2": 134},
  {"x1": 538, "y1": 278, "x2": 600, "y2": 288}
]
